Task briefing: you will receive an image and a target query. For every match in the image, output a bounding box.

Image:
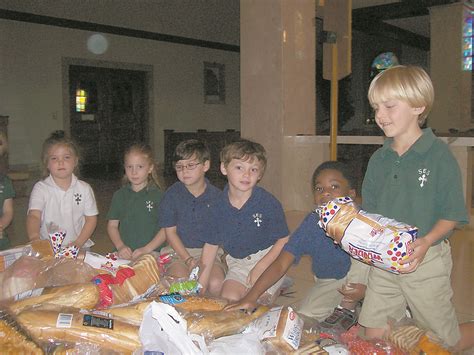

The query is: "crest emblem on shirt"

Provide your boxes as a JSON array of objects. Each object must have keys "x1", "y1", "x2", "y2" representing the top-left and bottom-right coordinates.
[
  {"x1": 253, "y1": 213, "x2": 263, "y2": 227},
  {"x1": 146, "y1": 200, "x2": 154, "y2": 212},
  {"x1": 74, "y1": 193, "x2": 82, "y2": 205},
  {"x1": 0, "y1": 183, "x2": 4, "y2": 194},
  {"x1": 417, "y1": 168, "x2": 430, "y2": 188}
]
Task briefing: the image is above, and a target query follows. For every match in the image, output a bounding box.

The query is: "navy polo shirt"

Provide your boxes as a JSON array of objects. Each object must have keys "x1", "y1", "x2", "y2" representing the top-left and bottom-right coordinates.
[
  {"x1": 283, "y1": 211, "x2": 350, "y2": 280},
  {"x1": 207, "y1": 185, "x2": 289, "y2": 258},
  {"x1": 158, "y1": 179, "x2": 222, "y2": 248}
]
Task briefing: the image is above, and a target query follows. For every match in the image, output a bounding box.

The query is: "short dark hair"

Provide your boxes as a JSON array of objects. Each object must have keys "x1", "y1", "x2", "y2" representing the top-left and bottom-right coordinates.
[
  {"x1": 173, "y1": 139, "x2": 211, "y2": 164},
  {"x1": 311, "y1": 161, "x2": 356, "y2": 192}
]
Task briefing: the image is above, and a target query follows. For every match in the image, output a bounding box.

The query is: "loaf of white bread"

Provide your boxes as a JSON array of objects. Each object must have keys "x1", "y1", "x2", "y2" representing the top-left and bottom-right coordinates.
[
  {"x1": 110, "y1": 254, "x2": 160, "y2": 305},
  {"x1": 0, "y1": 310, "x2": 44, "y2": 354}
]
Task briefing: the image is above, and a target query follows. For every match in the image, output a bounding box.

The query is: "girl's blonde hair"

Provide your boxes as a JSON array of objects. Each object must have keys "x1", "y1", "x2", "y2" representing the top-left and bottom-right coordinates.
[
  {"x1": 122, "y1": 143, "x2": 162, "y2": 190},
  {"x1": 41, "y1": 130, "x2": 81, "y2": 178},
  {"x1": 368, "y1": 65, "x2": 434, "y2": 126}
]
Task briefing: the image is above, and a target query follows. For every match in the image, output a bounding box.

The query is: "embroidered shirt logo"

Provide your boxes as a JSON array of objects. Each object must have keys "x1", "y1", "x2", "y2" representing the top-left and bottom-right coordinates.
[
  {"x1": 253, "y1": 213, "x2": 262, "y2": 227},
  {"x1": 417, "y1": 168, "x2": 430, "y2": 188},
  {"x1": 146, "y1": 201, "x2": 153, "y2": 212},
  {"x1": 74, "y1": 193, "x2": 82, "y2": 205}
]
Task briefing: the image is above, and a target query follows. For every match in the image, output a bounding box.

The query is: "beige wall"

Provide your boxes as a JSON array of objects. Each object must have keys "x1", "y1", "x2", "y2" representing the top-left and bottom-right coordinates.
[{"x1": 0, "y1": 2, "x2": 240, "y2": 168}]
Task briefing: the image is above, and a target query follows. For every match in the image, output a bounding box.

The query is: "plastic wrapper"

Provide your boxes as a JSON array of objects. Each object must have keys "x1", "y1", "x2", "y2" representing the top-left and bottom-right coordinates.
[
  {"x1": 0, "y1": 309, "x2": 44, "y2": 354},
  {"x1": 6, "y1": 282, "x2": 100, "y2": 315},
  {"x1": 92, "y1": 254, "x2": 160, "y2": 307},
  {"x1": 160, "y1": 293, "x2": 228, "y2": 312},
  {"x1": 83, "y1": 251, "x2": 130, "y2": 275},
  {"x1": 339, "y1": 325, "x2": 404, "y2": 354},
  {"x1": 106, "y1": 299, "x2": 154, "y2": 326},
  {"x1": 16, "y1": 307, "x2": 141, "y2": 353},
  {"x1": 37, "y1": 257, "x2": 98, "y2": 288},
  {"x1": 319, "y1": 197, "x2": 417, "y2": 274},
  {"x1": 0, "y1": 239, "x2": 54, "y2": 272},
  {"x1": 180, "y1": 304, "x2": 269, "y2": 342}
]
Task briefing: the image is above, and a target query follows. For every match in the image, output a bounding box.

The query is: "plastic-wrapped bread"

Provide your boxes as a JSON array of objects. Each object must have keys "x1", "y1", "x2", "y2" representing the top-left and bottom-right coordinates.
[
  {"x1": 0, "y1": 309, "x2": 44, "y2": 354},
  {"x1": 16, "y1": 308, "x2": 141, "y2": 353},
  {"x1": 160, "y1": 294, "x2": 228, "y2": 312},
  {"x1": 184, "y1": 305, "x2": 269, "y2": 340},
  {"x1": 319, "y1": 197, "x2": 417, "y2": 274},
  {"x1": 7, "y1": 283, "x2": 99, "y2": 315},
  {"x1": 106, "y1": 299, "x2": 153, "y2": 326}
]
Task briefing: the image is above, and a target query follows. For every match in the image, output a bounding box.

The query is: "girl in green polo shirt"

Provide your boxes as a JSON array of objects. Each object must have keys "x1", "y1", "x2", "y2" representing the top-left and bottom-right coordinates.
[{"x1": 107, "y1": 143, "x2": 165, "y2": 260}]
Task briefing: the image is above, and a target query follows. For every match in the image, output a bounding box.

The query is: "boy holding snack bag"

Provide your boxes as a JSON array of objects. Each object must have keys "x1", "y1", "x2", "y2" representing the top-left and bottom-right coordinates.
[{"x1": 359, "y1": 65, "x2": 473, "y2": 351}]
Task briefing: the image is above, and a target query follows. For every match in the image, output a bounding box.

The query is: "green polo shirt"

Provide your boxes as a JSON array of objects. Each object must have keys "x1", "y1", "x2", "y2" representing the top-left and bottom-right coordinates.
[
  {"x1": 0, "y1": 175, "x2": 15, "y2": 250},
  {"x1": 107, "y1": 184, "x2": 163, "y2": 251},
  {"x1": 362, "y1": 128, "x2": 468, "y2": 243}
]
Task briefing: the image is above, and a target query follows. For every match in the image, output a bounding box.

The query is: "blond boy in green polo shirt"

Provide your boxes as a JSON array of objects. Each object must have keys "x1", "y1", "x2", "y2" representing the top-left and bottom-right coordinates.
[{"x1": 359, "y1": 65, "x2": 473, "y2": 352}]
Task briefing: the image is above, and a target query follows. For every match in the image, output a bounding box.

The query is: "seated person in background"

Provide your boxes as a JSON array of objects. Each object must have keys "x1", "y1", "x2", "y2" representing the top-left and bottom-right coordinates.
[
  {"x1": 0, "y1": 131, "x2": 14, "y2": 250},
  {"x1": 107, "y1": 143, "x2": 165, "y2": 260},
  {"x1": 199, "y1": 139, "x2": 290, "y2": 302},
  {"x1": 27, "y1": 131, "x2": 97, "y2": 250},
  {"x1": 225, "y1": 161, "x2": 369, "y2": 330},
  {"x1": 146, "y1": 139, "x2": 224, "y2": 296}
]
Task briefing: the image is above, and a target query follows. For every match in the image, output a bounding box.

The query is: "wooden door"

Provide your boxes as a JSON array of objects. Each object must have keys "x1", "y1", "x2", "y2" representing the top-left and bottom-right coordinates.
[{"x1": 69, "y1": 65, "x2": 147, "y2": 178}]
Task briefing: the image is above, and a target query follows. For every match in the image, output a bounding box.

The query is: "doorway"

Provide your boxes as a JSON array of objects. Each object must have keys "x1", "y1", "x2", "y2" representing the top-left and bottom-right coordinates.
[{"x1": 69, "y1": 65, "x2": 148, "y2": 178}]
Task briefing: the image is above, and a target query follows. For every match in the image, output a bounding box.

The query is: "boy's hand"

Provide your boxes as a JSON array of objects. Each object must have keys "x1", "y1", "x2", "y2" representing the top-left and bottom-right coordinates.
[
  {"x1": 224, "y1": 297, "x2": 258, "y2": 313},
  {"x1": 131, "y1": 247, "x2": 146, "y2": 260},
  {"x1": 117, "y1": 245, "x2": 133, "y2": 260},
  {"x1": 399, "y1": 237, "x2": 431, "y2": 273}
]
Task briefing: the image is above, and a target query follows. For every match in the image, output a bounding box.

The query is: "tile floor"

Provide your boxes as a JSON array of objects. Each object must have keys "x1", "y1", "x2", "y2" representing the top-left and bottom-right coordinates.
[{"x1": 6, "y1": 179, "x2": 474, "y2": 326}]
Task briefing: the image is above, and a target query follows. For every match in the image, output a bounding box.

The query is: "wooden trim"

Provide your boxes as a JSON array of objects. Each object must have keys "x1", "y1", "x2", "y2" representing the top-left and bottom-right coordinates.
[{"x1": 0, "y1": 9, "x2": 240, "y2": 53}]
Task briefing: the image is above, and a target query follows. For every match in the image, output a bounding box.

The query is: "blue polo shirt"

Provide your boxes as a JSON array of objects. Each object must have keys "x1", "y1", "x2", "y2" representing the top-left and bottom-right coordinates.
[
  {"x1": 207, "y1": 185, "x2": 289, "y2": 258},
  {"x1": 283, "y1": 211, "x2": 350, "y2": 280},
  {"x1": 158, "y1": 179, "x2": 222, "y2": 248}
]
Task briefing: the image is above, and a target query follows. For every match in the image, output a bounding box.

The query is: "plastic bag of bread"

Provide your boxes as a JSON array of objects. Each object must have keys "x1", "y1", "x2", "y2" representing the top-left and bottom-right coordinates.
[
  {"x1": 16, "y1": 307, "x2": 141, "y2": 353},
  {"x1": 0, "y1": 255, "x2": 48, "y2": 301},
  {"x1": 7, "y1": 283, "x2": 99, "y2": 315},
  {"x1": 36, "y1": 257, "x2": 98, "y2": 288},
  {"x1": 245, "y1": 306, "x2": 304, "y2": 352},
  {"x1": 182, "y1": 304, "x2": 269, "y2": 341},
  {"x1": 0, "y1": 309, "x2": 44, "y2": 354},
  {"x1": 100, "y1": 254, "x2": 160, "y2": 306},
  {"x1": 160, "y1": 293, "x2": 228, "y2": 312},
  {"x1": 319, "y1": 197, "x2": 417, "y2": 274},
  {"x1": 0, "y1": 239, "x2": 54, "y2": 273}
]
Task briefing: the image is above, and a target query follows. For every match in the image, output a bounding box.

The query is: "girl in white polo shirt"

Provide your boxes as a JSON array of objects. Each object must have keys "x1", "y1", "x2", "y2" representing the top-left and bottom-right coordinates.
[{"x1": 27, "y1": 131, "x2": 98, "y2": 249}]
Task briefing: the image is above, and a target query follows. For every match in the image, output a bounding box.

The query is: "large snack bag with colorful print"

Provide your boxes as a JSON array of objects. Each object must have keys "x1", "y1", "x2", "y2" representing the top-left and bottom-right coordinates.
[{"x1": 318, "y1": 197, "x2": 417, "y2": 274}]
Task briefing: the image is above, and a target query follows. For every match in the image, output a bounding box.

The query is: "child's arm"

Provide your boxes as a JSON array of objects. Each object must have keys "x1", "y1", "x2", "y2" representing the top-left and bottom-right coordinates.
[
  {"x1": 399, "y1": 219, "x2": 458, "y2": 273},
  {"x1": 26, "y1": 209, "x2": 42, "y2": 242},
  {"x1": 225, "y1": 250, "x2": 295, "y2": 312},
  {"x1": 198, "y1": 243, "x2": 219, "y2": 293},
  {"x1": 0, "y1": 198, "x2": 13, "y2": 236},
  {"x1": 164, "y1": 226, "x2": 194, "y2": 265},
  {"x1": 107, "y1": 219, "x2": 132, "y2": 259},
  {"x1": 73, "y1": 215, "x2": 97, "y2": 249},
  {"x1": 132, "y1": 228, "x2": 166, "y2": 259},
  {"x1": 247, "y1": 236, "x2": 289, "y2": 287}
]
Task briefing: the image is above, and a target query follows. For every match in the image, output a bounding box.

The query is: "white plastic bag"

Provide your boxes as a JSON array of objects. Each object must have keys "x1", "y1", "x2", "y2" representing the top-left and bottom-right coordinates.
[
  {"x1": 139, "y1": 301, "x2": 208, "y2": 354},
  {"x1": 208, "y1": 332, "x2": 264, "y2": 355}
]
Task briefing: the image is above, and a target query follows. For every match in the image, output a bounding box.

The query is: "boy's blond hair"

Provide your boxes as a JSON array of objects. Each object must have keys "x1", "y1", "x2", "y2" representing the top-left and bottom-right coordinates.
[
  {"x1": 220, "y1": 139, "x2": 267, "y2": 172},
  {"x1": 368, "y1": 65, "x2": 434, "y2": 126}
]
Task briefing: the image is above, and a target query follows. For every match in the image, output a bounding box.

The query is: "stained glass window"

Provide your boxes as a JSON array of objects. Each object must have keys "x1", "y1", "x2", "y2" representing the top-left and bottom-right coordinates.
[
  {"x1": 462, "y1": 3, "x2": 473, "y2": 71},
  {"x1": 76, "y1": 89, "x2": 87, "y2": 112}
]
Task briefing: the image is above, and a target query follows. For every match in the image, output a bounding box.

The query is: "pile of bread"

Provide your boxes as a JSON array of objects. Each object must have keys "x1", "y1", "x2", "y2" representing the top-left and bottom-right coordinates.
[{"x1": 0, "y1": 243, "x2": 305, "y2": 354}]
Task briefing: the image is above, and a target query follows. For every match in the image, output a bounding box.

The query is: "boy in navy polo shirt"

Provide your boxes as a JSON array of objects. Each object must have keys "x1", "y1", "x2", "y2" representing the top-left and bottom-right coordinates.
[
  {"x1": 141, "y1": 139, "x2": 225, "y2": 296},
  {"x1": 225, "y1": 161, "x2": 368, "y2": 330},
  {"x1": 199, "y1": 139, "x2": 290, "y2": 302}
]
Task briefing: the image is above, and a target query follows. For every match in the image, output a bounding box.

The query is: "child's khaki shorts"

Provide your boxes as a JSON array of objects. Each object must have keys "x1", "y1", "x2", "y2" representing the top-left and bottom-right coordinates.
[
  {"x1": 359, "y1": 240, "x2": 460, "y2": 347},
  {"x1": 298, "y1": 258, "x2": 369, "y2": 320},
  {"x1": 225, "y1": 246, "x2": 285, "y2": 297}
]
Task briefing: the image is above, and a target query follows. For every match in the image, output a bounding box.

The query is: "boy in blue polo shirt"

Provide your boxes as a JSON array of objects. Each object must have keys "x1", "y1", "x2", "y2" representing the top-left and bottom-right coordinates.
[
  {"x1": 138, "y1": 139, "x2": 225, "y2": 296},
  {"x1": 199, "y1": 139, "x2": 290, "y2": 302},
  {"x1": 360, "y1": 65, "x2": 473, "y2": 351},
  {"x1": 224, "y1": 161, "x2": 368, "y2": 330}
]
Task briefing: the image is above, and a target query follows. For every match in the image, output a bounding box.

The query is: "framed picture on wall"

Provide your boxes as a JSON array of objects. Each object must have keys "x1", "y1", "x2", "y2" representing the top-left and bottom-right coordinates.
[{"x1": 204, "y1": 62, "x2": 225, "y2": 104}]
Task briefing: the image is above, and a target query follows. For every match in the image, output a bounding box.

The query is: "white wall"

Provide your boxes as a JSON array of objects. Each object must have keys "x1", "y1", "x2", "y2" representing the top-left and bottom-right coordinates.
[{"x1": 0, "y1": 1, "x2": 240, "y2": 167}]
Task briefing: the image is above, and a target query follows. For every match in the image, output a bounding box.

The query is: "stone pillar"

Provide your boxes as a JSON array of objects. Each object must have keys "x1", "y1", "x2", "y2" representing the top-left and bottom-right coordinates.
[
  {"x1": 240, "y1": 0, "x2": 316, "y2": 202},
  {"x1": 430, "y1": 3, "x2": 472, "y2": 132}
]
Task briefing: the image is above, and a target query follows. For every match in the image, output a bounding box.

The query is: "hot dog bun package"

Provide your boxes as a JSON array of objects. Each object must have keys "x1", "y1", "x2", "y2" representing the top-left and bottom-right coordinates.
[{"x1": 319, "y1": 197, "x2": 417, "y2": 274}]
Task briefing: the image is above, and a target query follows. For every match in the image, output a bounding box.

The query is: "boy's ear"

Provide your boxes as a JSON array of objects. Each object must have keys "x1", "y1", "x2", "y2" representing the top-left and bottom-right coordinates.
[
  {"x1": 202, "y1": 160, "x2": 210, "y2": 172},
  {"x1": 220, "y1": 162, "x2": 228, "y2": 176},
  {"x1": 413, "y1": 106, "x2": 425, "y2": 115}
]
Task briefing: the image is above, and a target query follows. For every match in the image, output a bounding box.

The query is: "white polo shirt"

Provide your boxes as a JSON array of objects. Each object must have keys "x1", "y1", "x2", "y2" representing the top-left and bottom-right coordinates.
[{"x1": 28, "y1": 174, "x2": 99, "y2": 248}]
